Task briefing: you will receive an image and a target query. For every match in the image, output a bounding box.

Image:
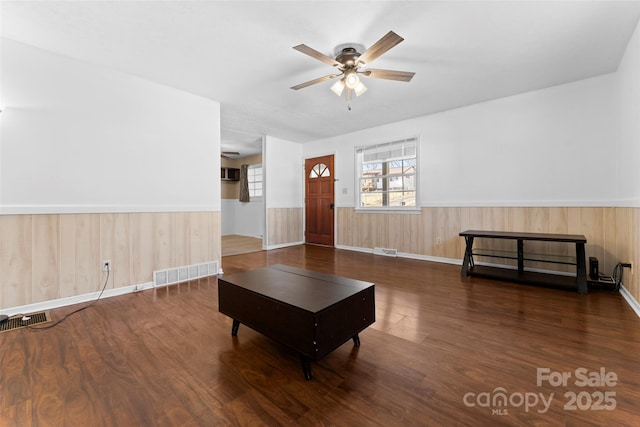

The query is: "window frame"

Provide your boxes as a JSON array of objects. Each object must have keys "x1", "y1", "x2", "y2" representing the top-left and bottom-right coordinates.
[
  {"x1": 355, "y1": 137, "x2": 420, "y2": 213},
  {"x1": 247, "y1": 163, "x2": 263, "y2": 201}
]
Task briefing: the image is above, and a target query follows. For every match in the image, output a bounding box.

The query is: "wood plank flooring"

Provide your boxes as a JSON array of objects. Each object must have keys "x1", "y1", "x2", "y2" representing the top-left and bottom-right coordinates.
[
  {"x1": 221, "y1": 235, "x2": 263, "y2": 257},
  {"x1": 1, "y1": 245, "x2": 639, "y2": 426}
]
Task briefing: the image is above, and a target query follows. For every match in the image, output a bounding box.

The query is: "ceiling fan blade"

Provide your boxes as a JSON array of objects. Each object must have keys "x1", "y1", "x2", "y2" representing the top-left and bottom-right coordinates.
[
  {"x1": 362, "y1": 69, "x2": 415, "y2": 82},
  {"x1": 293, "y1": 44, "x2": 342, "y2": 67},
  {"x1": 221, "y1": 151, "x2": 240, "y2": 159},
  {"x1": 290, "y1": 74, "x2": 340, "y2": 90},
  {"x1": 357, "y1": 31, "x2": 404, "y2": 65}
]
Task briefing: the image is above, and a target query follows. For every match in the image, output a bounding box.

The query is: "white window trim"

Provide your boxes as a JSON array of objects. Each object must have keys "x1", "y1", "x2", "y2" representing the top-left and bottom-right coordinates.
[{"x1": 354, "y1": 136, "x2": 420, "y2": 213}]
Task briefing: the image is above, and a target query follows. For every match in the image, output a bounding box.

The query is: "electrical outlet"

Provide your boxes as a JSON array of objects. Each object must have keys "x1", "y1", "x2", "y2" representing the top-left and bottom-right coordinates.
[
  {"x1": 103, "y1": 260, "x2": 111, "y2": 272},
  {"x1": 435, "y1": 237, "x2": 442, "y2": 245}
]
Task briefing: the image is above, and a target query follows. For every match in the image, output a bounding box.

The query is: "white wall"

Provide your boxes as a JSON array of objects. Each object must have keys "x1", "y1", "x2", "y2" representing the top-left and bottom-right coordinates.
[
  {"x1": 304, "y1": 73, "x2": 619, "y2": 208},
  {"x1": 221, "y1": 199, "x2": 264, "y2": 237},
  {"x1": 615, "y1": 17, "x2": 640, "y2": 205},
  {"x1": 264, "y1": 136, "x2": 303, "y2": 208},
  {"x1": 0, "y1": 39, "x2": 220, "y2": 214}
]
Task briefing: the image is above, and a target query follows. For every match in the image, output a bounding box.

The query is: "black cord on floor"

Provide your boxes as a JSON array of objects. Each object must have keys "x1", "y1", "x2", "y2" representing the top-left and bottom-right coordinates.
[
  {"x1": 612, "y1": 262, "x2": 624, "y2": 291},
  {"x1": 27, "y1": 269, "x2": 111, "y2": 331}
]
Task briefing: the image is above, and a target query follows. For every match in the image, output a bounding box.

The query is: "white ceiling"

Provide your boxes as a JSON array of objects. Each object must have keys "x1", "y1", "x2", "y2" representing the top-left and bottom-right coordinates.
[{"x1": 3, "y1": 1, "x2": 640, "y2": 157}]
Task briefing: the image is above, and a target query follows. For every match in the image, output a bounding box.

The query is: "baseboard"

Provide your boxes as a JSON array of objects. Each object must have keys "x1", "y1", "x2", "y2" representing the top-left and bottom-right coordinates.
[
  {"x1": 335, "y1": 244, "x2": 374, "y2": 254},
  {"x1": 397, "y1": 251, "x2": 463, "y2": 266},
  {"x1": 619, "y1": 285, "x2": 640, "y2": 319},
  {"x1": 0, "y1": 281, "x2": 153, "y2": 317},
  {"x1": 335, "y1": 244, "x2": 462, "y2": 266},
  {"x1": 265, "y1": 241, "x2": 304, "y2": 250}
]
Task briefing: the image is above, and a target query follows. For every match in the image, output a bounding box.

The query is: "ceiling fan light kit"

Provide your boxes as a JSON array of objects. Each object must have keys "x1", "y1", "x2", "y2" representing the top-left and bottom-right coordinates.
[
  {"x1": 291, "y1": 31, "x2": 415, "y2": 109},
  {"x1": 353, "y1": 80, "x2": 367, "y2": 96},
  {"x1": 330, "y1": 79, "x2": 345, "y2": 96},
  {"x1": 344, "y1": 70, "x2": 359, "y2": 89},
  {"x1": 221, "y1": 151, "x2": 241, "y2": 159}
]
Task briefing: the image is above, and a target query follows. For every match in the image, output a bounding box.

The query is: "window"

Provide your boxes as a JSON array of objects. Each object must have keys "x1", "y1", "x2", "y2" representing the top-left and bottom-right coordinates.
[
  {"x1": 356, "y1": 137, "x2": 417, "y2": 209},
  {"x1": 248, "y1": 164, "x2": 262, "y2": 198},
  {"x1": 309, "y1": 163, "x2": 330, "y2": 178}
]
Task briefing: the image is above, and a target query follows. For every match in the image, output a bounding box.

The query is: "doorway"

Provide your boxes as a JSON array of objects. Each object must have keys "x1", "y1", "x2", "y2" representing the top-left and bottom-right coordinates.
[
  {"x1": 221, "y1": 152, "x2": 264, "y2": 256},
  {"x1": 304, "y1": 155, "x2": 335, "y2": 246}
]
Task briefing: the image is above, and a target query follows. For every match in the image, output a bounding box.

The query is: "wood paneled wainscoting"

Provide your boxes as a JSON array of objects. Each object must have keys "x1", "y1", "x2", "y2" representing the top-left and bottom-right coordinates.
[
  {"x1": 266, "y1": 207, "x2": 303, "y2": 248},
  {"x1": 0, "y1": 211, "x2": 221, "y2": 310},
  {"x1": 336, "y1": 207, "x2": 639, "y2": 304}
]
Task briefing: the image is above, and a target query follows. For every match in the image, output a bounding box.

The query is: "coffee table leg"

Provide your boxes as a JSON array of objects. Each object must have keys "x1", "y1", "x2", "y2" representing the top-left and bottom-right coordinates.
[
  {"x1": 300, "y1": 355, "x2": 313, "y2": 381},
  {"x1": 352, "y1": 333, "x2": 360, "y2": 346},
  {"x1": 231, "y1": 319, "x2": 240, "y2": 336}
]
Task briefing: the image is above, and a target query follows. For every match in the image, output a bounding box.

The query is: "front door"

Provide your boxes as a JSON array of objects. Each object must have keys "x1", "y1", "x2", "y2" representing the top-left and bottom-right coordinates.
[{"x1": 305, "y1": 155, "x2": 334, "y2": 246}]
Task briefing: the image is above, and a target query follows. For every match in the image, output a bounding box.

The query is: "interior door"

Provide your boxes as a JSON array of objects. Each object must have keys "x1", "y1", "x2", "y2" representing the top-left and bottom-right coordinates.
[{"x1": 305, "y1": 155, "x2": 334, "y2": 246}]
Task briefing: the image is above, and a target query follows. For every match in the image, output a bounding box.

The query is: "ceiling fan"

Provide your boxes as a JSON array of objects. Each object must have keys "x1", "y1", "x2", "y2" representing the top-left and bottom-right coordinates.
[
  {"x1": 290, "y1": 31, "x2": 415, "y2": 107},
  {"x1": 221, "y1": 151, "x2": 240, "y2": 159}
]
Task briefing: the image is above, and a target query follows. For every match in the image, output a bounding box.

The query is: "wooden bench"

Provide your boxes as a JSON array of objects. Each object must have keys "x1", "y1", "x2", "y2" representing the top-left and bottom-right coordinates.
[{"x1": 459, "y1": 230, "x2": 588, "y2": 294}]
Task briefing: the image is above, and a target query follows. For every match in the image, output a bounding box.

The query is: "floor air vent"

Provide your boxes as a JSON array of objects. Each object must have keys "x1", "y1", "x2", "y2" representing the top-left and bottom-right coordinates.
[
  {"x1": 373, "y1": 247, "x2": 398, "y2": 257},
  {"x1": 0, "y1": 311, "x2": 51, "y2": 333},
  {"x1": 153, "y1": 261, "x2": 218, "y2": 288}
]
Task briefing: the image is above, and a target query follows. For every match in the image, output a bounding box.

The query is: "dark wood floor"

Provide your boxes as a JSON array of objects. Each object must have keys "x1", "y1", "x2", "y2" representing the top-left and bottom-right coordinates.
[
  {"x1": 221, "y1": 235, "x2": 263, "y2": 257},
  {"x1": 2, "y1": 245, "x2": 639, "y2": 426}
]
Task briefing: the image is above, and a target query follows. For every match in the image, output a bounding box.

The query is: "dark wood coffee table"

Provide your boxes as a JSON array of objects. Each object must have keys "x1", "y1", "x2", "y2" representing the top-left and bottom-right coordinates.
[{"x1": 218, "y1": 264, "x2": 375, "y2": 380}]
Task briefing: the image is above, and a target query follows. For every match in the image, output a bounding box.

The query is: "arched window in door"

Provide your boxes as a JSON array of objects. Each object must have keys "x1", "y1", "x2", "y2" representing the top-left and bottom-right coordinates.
[{"x1": 309, "y1": 163, "x2": 331, "y2": 178}]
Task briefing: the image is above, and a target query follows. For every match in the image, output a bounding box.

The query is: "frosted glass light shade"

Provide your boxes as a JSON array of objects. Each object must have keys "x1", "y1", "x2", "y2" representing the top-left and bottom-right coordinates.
[
  {"x1": 354, "y1": 81, "x2": 367, "y2": 96},
  {"x1": 331, "y1": 79, "x2": 345, "y2": 96}
]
